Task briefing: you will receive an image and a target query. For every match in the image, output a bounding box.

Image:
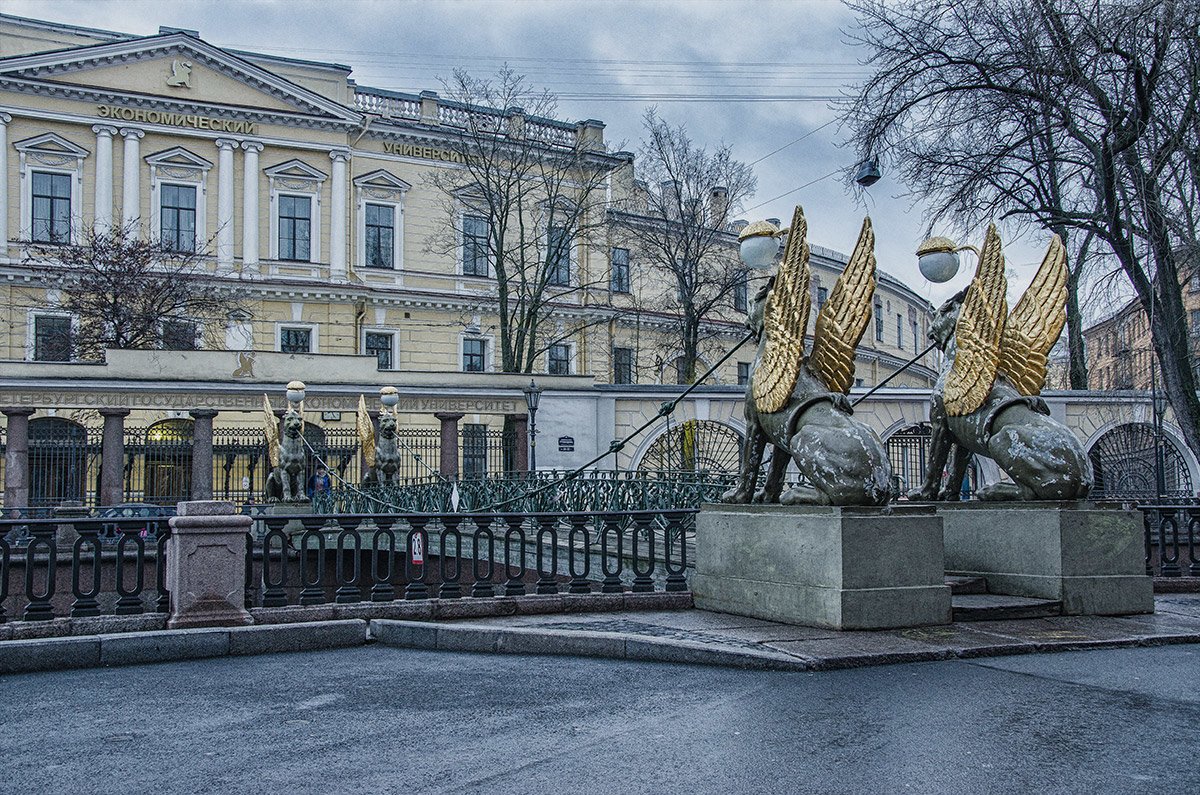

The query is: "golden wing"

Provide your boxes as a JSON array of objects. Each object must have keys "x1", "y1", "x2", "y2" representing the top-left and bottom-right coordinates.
[
  {"x1": 357, "y1": 394, "x2": 376, "y2": 469},
  {"x1": 944, "y1": 223, "x2": 1008, "y2": 416},
  {"x1": 998, "y1": 234, "x2": 1067, "y2": 396},
  {"x1": 753, "y1": 205, "x2": 811, "y2": 414},
  {"x1": 261, "y1": 394, "x2": 280, "y2": 468},
  {"x1": 809, "y1": 216, "x2": 876, "y2": 394}
]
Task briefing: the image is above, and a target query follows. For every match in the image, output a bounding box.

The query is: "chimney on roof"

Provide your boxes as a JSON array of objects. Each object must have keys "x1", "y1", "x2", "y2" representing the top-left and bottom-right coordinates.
[{"x1": 709, "y1": 186, "x2": 728, "y2": 229}]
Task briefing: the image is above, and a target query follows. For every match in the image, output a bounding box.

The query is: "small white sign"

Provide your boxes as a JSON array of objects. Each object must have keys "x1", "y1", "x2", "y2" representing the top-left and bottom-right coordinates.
[{"x1": 410, "y1": 532, "x2": 425, "y2": 565}]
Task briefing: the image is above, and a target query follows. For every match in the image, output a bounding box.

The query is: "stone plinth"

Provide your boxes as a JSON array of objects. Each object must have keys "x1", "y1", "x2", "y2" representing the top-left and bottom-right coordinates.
[
  {"x1": 166, "y1": 500, "x2": 254, "y2": 629},
  {"x1": 693, "y1": 504, "x2": 950, "y2": 630},
  {"x1": 939, "y1": 502, "x2": 1153, "y2": 616}
]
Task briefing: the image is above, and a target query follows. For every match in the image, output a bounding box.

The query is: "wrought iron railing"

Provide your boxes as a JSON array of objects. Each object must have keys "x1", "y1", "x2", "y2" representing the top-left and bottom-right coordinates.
[
  {"x1": 1141, "y1": 503, "x2": 1200, "y2": 577},
  {"x1": 0, "y1": 508, "x2": 694, "y2": 623},
  {"x1": 313, "y1": 469, "x2": 740, "y2": 514}
]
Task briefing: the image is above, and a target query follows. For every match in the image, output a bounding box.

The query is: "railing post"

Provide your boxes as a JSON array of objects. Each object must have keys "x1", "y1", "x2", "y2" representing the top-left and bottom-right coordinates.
[
  {"x1": 190, "y1": 409, "x2": 219, "y2": 501},
  {"x1": 166, "y1": 500, "x2": 253, "y2": 628}
]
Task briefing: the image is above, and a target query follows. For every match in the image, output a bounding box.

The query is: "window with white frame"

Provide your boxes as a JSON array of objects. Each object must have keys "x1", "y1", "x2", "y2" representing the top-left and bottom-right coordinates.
[
  {"x1": 278, "y1": 195, "x2": 311, "y2": 261},
  {"x1": 31, "y1": 171, "x2": 71, "y2": 243},
  {"x1": 31, "y1": 313, "x2": 73, "y2": 361},
  {"x1": 461, "y1": 214, "x2": 490, "y2": 277},
  {"x1": 611, "y1": 248, "x2": 631, "y2": 293},
  {"x1": 733, "y1": 269, "x2": 748, "y2": 313},
  {"x1": 354, "y1": 170, "x2": 409, "y2": 271},
  {"x1": 364, "y1": 331, "x2": 394, "y2": 370},
  {"x1": 265, "y1": 159, "x2": 326, "y2": 263},
  {"x1": 462, "y1": 337, "x2": 487, "y2": 372},
  {"x1": 548, "y1": 343, "x2": 572, "y2": 375},
  {"x1": 146, "y1": 147, "x2": 211, "y2": 253},
  {"x1": 546, "y1": 225, "x2": 572, "y2": 286},
  {"x1": 277, "y1": 324, "x2": 316, "y2": 354},
  {"x1": 613, "y1": 346, "x2": 633, "y2": 384},
  {"x1": 15, "y1": 133, "x2": 87, "y2": 244},
  {"x1": 737, "y1": 361, "x2": 750, "y2": 386}
]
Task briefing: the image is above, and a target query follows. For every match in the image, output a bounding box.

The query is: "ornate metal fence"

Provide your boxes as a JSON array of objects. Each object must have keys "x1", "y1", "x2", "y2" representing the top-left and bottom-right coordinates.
[{"x1": 1141, "y1": 502, "x2": 1200, "y2": 577}]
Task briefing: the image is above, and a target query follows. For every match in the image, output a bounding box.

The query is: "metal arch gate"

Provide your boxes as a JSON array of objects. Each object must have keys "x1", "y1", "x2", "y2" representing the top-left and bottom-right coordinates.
[
  {"x1": 1089, "y1": 422, "x2": 1193, "y2": 499},
  {"x1": 636, "y1": 420, "x2": 744, "y2": 475}
]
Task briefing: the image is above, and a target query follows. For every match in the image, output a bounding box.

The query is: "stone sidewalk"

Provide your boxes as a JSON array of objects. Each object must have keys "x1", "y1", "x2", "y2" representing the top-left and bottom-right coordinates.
[{"x1": 369, "y1": 593, "x2": 1200, "y2": 671}]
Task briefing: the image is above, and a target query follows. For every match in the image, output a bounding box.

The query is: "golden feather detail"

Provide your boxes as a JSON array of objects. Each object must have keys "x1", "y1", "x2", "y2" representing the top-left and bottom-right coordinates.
[
  {"x1": 998, "y1": 235, "x2": 1067, "y2": 396},
  {"x1": 753, "y1": 205, "x2": 811, "y2": 414},
  {"x1": 810, "y1": 216, "x2": 877, "y2": 394},
  {"x1": 261, "y1": 394, "x2": 280, "y2": 469},
  {"x1": 356, "y1": 395, "x2": 376, "y2": 469},
  {"x1": 944, "y1": 224, "x2": 1008, "y2": 417}
]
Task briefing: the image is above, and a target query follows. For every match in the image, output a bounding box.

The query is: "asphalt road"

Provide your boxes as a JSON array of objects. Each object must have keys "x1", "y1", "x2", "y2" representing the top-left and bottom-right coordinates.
[{"x1": 2, "y1": 645, "x2": 1198, "y2": 794}]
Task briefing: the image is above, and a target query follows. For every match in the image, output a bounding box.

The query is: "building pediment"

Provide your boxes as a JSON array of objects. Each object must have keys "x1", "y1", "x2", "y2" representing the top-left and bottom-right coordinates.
[
  {"x1": 264, "y1": 158, "x2": 327, "y2": 182},
  {"x1": 353, "y1": 169, "x2": 411, "y2": 191},
  {"x1": 12, "y1": 131, "x2": 90, "y2": 158},
  {"x1": 0, "y1": 32, "x2": 360, "y2": 122},
  {"x1": 145, "y1": 146, "x2": 213, "y2": 171}
]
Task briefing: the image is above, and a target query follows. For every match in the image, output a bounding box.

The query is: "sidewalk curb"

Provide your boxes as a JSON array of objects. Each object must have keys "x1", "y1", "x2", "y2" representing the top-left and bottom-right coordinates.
[
  {"x1": 369, "y1": 619, "x2": 811, "y2": 670},
  {"x1": 0, "y1": 619, "x2": 368, "y2": 675}
]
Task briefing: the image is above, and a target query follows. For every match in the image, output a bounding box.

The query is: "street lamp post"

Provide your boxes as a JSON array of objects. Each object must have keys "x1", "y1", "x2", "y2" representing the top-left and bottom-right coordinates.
[{"x1": 523, "y1": 379, "x2": 543, "y2": 475}]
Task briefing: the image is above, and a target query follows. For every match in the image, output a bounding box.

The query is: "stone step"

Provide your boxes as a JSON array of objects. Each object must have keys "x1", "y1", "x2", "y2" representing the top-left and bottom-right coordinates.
[
  {"x1": 945, "y1": 575, "x2": 987, "y2": 595},
  {"x1": 951, "y1": 593, "x2": 1063, "y2": 622}
]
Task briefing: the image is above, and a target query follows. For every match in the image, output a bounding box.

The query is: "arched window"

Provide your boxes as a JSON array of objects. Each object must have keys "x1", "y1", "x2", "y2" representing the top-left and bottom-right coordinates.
[{"x1": 1089, "y1": 423, "x2": 1193, "y2": 499}]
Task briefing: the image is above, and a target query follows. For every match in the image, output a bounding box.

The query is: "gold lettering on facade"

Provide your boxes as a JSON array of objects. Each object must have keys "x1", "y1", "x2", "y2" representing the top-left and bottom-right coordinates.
[
  {"x1": 381, "y1": 142, "x2": 465, "y2": 163},
  {"x1": 96, "y1": 106, "x2": 258, "y2": 135}
]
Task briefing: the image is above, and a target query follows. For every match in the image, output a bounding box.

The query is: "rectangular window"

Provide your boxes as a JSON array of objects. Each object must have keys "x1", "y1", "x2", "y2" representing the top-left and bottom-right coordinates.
[
  {"x1": 364, "y1": 203, "x2": 394, "y2": 269},
  {"x1": 280, "y1": 327, "x2": 311, "y2": 353},
  {"x1": 365, "y1": 332, "x2": 393, "y2": 370},
  {"x1": 875, "y1": 300, "x2": 883, "y2": 341},
  {"x1": 1191, "y1": 310, "x2": 1200, "y2": 337},
  {"x1": 278, "y1": 195, "x2": 311, "y2": 261},
  {"x1": 611, "y1": 248, "x2": 631, "y2": 293},
  {"x1": 462, "y1": 215, "x2": 490, "y2": 277},
  {"x1": 896, "y1": 314, "x2": 903, "y2": 349},
  {"x1": 161, "y1": 319, "x2": 197, "y2": 351},
  {"x1": 32, "y1": 171, "x2": 71, "y2": 243},
  {"x1": 913, "y1": 320, "x2": 920, "y2": 352},
  {"x1": 733, "y1": 270, "x2": 748, "y2": 313},
  {"x1": 548, "y1": 343, "x2": 571, "y2": 375},
  {"x1": 462, "y1": 423, "x2": 488, "y2": 478},
  {"x1": 737, "y1": 361, "x2": 750, "y2": 386},
  {"x1": 33, "y1": 315, "x2": 72, "y2": 361},
  {"x1": 160, "y1": 184, "x2": 197, "y2": 253},
  {"x1": 462, "y1": 338, "x2": 485, "y2": 372},
  {"x1": 816, "y1": 286, "x2": 828, "y2": 310},
  {"x1": 613, "y1": 346, "x2": 633, "y2": 384},
  {"x1": 546, "y1": 225, "x2": 571, "y2": 286}
]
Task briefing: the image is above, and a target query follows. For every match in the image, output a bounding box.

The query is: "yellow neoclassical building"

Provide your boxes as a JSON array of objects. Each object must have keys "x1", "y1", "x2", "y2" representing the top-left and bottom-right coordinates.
[{"x1": 0, "y1": 12, "x2": 952, "y2": 508}]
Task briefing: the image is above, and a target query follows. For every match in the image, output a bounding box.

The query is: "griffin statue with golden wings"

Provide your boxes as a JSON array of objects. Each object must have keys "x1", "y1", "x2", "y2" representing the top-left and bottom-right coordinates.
[
  {"x1": 358, "y1": 393, "x2": 402, "y2": 487},
  {"x1": 723, "y1": 206, "x2": 892, "y2": 506},
  {"x1": 913, "y1": 224, "x2": 1092, "y2": 501}
]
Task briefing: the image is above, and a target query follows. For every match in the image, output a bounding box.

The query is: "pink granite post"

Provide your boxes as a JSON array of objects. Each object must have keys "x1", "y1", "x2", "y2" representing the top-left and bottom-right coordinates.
[
  {"x1": 167, "y1": 500, "x2": 253, "y2": 629},
  {"x1": 435, "y1": 412, "x2": 463, "y2": 479}
]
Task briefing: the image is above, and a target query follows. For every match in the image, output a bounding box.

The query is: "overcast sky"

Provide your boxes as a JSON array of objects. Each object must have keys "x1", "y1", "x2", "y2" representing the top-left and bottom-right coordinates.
[{"x1": 6, "y1": 0, "x2": 1067, "y2": 306}]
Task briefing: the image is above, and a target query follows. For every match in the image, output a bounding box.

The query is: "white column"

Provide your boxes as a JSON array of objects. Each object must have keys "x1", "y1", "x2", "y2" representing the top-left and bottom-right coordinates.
[
  {"x1": 92, "y1": 125, "x2": 117, "y2": 234},
  {"x1": 0, "y1": 113, "x2": 10, "y2": 255},
  {"x1": 215, "y1": 138, "x2": 238, "y2": 271},
  {"x1": 119, "y1": 127, "x2": 143, "y2": 230},
  {"x1": 241, "y1": 141, "x2": 263, "y2": 270},
  {"x1": 329, "y1": 149, "x2": 348, "y2": 280}
]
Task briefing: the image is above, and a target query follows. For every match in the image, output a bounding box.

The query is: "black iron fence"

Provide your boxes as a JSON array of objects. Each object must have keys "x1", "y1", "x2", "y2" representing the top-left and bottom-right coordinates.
[
  {"x1": 1141, "y1": 503, "x2": 1200, "y2": 577},
  {"x1": 0, "y1": 508, "x2": 693, "y2": 622}
]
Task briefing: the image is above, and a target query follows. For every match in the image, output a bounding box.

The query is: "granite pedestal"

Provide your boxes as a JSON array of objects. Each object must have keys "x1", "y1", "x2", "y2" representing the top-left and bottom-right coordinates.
[
  {"x1": 939, "y1": 502, "x2": 1153, "y2": 615},
  {"x1": 693, "y1": 504, "x2": 951, "y2": 630}
]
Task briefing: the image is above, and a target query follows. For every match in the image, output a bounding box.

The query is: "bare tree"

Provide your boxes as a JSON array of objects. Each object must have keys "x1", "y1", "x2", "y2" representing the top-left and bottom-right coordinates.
[
  {"x1": 614, "y1": 109, "x2": 756, "y2": 384},
  {"x1": 841, "y1": 0, "x2": 1200, "y2": 457},
  {"x1": 25, "y1": 224, "x2": 247, "y2": 358},
  {"x1": 425, "y1": 67, "x2": 621, "y2": 373}
]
